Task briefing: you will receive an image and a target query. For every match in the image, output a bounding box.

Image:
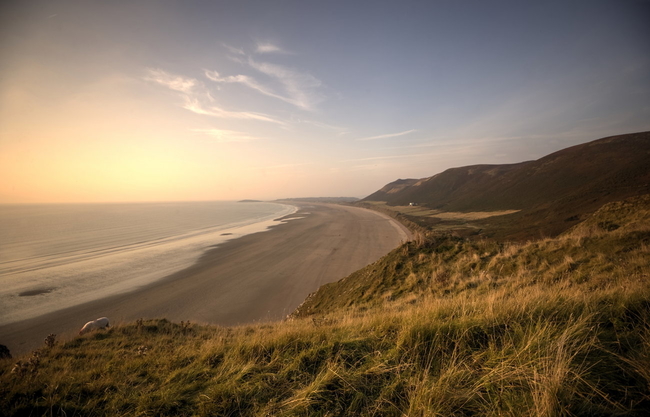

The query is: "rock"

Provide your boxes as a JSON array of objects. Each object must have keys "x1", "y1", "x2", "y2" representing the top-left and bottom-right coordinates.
[{"x1": 0, "y1": 344, "x2": 12, "y2": 359}]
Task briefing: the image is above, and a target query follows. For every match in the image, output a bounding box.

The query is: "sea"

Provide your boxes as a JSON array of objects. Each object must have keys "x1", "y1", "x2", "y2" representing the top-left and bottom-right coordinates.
[{"x1": 0, "y1": 201, "x2": 296, "y2": 326}]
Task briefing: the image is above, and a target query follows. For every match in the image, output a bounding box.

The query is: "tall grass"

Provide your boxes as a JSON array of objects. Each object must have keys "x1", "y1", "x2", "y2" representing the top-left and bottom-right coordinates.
[
  {"x1": 2, "y1": 276, "x2": 648, "y2": 416},
  {"x1": 1, "y1": 196, "x2": 649, "y2": 416},
  {"x1": 295, "y1": 196, "x2": 650, "y2": 317}
]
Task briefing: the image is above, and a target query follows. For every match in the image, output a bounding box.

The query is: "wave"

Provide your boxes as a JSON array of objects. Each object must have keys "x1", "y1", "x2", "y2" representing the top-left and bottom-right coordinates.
[{"x1": 0, "y1": 201, "x2": 296, "y2": 325}]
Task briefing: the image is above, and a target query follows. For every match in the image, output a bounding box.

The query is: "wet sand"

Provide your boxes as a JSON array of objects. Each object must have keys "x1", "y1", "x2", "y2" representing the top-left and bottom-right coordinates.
[{"x1": 0, "y1": 203, "x2": 411, "y2": 357}]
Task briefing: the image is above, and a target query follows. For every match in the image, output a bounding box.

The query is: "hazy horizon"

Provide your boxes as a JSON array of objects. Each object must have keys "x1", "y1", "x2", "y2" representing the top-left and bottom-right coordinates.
[{"x1": 1, "y1": 0, "x2": 649, "y2": 204}]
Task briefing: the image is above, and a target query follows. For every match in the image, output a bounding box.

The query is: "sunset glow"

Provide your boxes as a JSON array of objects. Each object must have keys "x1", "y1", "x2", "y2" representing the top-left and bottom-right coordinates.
[{"x1": 1, "y1": 1, "x2": 649, "y2": 203}]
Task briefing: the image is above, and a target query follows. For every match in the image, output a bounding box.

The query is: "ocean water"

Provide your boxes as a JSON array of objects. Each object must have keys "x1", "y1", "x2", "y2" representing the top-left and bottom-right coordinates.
[{"x1": 0, "y1": 201, "x2": 296, "y2": 325}]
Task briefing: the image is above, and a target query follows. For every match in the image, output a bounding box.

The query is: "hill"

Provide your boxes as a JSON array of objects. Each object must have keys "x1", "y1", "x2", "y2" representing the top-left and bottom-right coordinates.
[
  {"x1": 362, "y1": 131, "x2": 650, "y2": 240},
  {"x1": 294, "y1": 194, "x2": 650, "y2": 316},
  {"x1": 2, "y1": 194, "x2": 649, "y2": 416}
]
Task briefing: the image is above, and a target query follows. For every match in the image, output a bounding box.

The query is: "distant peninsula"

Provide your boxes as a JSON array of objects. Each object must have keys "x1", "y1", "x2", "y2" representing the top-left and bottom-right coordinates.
[{"x1": 237, "y1": 199, "x2": 263, "y2": 203}]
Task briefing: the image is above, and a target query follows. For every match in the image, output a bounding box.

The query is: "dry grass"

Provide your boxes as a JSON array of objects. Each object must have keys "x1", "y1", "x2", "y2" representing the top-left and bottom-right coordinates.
[
  {"x1": 362, "y1": 201, "x2": 519, "y2": 221},
  {"x1": 1, "y1": 196, "x2": 649, "y2": 416},
  {"x1": 297, "y1": 196, "x2": 650, "y2": 316},
  {"x1": 3, "y1": 278, "x2": 648, "y2": 416}
]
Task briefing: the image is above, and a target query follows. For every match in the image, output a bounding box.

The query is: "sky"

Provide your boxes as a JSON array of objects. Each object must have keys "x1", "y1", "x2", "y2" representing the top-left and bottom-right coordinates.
[{"x1": 1, "y1": 0, "x2": 649, "y2": 203}]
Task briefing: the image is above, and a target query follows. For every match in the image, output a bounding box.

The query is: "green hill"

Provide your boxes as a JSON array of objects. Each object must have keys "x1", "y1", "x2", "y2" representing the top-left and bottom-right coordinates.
[{"x1": 2, "y1": 195, "x2": 649, "y2": 416}]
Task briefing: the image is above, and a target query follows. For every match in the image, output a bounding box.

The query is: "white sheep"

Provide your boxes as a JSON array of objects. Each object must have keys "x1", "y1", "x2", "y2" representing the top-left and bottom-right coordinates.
[{"x1": 79, "y1": 317, "x2": 110, "y2": 335}]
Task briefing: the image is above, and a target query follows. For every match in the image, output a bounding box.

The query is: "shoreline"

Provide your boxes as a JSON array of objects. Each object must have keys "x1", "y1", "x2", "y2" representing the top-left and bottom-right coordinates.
[
  {"x1": 0, "y1": 203, "x2": 411, "y2": 357},
  {"x1": 0, "y1": 202, "x2": 297, "y2": 327}
]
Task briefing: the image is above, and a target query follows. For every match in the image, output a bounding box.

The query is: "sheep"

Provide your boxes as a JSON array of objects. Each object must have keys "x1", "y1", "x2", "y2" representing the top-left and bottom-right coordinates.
[{"x1": 79, "y1": 317, "x2": 110, "y2": 335}]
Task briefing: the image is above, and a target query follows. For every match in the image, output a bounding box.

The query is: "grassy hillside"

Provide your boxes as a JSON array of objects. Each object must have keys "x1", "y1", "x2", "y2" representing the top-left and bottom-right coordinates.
[
  {"x1": 1, "y1": 196, "x2": 649, "y2": 416},
  {"x1": 296, "y1": 195, "x2": 650, "y2": 315},
  {"x1": 362, "y1": 131, "x2": 650, "y2": 240}
]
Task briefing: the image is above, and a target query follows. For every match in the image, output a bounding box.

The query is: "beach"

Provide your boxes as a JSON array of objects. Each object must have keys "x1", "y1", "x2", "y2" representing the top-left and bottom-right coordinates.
[{"x1": 0, "y1": 203, "x2": 411, "y2": 356}]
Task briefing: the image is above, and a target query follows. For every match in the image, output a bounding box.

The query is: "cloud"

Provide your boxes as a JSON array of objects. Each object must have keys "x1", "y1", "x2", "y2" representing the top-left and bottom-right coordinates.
[
  {"x1": 180, "y1": 97, "x2": 213, "y2": 116},
  {"x1": 256, "y1": 42, "x2": 287, "y2": 54},
  {"x1": 341, "y1": 149, "x2": 470, "y2": 165},
  {"x1": 296, "y1": 119, "x2": 348, "y2": 134},
  {"x1": 191, "y1": 128, "x2": 258, "y2": 143},
  {"x1": 204, "y1": 70, "x2": 291, "y2": 105},
  {"x1": 357, "y1": 129, "x2": 418, "y2": 141},
  {"x1": 246, "y1": 57, "x2": 321, "y2": 110},
  {"x1": 222, "y1": 43, "x2": 245, "y2": 55},
  {"x1": 144, "y1": 68, "x2": 286, "y2": 126},
  {"x1": 205, "y1": 58, "x2": 322, "y2": 111},
  {"x1": 144, "y1": 68, "x2": 197, "y2": 94},
  {"x1": 182, "y1": 97, "x2": 285, "y2": 125}
]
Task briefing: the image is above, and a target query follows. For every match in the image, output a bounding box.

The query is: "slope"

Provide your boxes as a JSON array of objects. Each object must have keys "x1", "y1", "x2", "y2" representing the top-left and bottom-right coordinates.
[
  {"x1": 363, "y1": 131, "x2": 650, "y2": 240},
  {"x1": 2, "y1": 195, "x2": 649, "y2": 416}
]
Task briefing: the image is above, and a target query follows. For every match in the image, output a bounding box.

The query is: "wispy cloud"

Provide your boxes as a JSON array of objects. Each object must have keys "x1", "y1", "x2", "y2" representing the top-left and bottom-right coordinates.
[
  {"x1": 401, "y1": 127, "x2": 607, "y2": 151},
  {"x1": 180, "y1": 97, "x2": 214, "y2": 116},
  {"x1": 144, "y1": 68, "x2": 286, "y2": 125},
  {"x1": 204, "y1": 70, "x2": 295, "y2": 106},
  {"x1": 340, "y1": 150, "x2": 463, "y2": 166},
  {"x1": 182, "y1": 97, "x2": 285, "y2": 125},
  {"x1": 222, "y1": 43, "x2": 245, "y2": 55},
  {"x1": 205, "y1": 57, "x2": 322, "y2": 111},
  {"x1": 256, "y1": 42, "x2": 288, "y2": 54},
  {"x1": 144, "y1": 68, "x2": 197, "y2": 94},
  {"x1": 357, "y1": 129, "x2": 417, "y2": 141},
  {"x1": 191, "y1": 128, "x2": 258, "y2": 143},
  {"x1": 296, "y1": 119, "x2": 349, "y2": 134},
  {"x1": 246, "y1": 57, "x2": 321, "y2": 110}
]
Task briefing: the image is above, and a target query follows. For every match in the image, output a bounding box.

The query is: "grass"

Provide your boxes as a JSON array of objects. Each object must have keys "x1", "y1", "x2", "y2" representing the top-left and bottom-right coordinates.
[
  {"x1": 363, "y1": 201, "x2": 519, "y2": 221},
  {"x1": 1, "y1": 196, "x2": 649, "y2": 416},
  {"x1": 297, "y1": 195, "x2": 650, "y2": 315},
  {"x1": 356, "y1": 200, "x2": 509, "y2": 236}
]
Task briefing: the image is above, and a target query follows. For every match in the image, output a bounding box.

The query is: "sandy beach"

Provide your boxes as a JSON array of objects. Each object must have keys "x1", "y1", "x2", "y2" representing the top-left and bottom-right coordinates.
[{"x1": 0, "y1": 203, "x2": 411, "y2": 357}]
